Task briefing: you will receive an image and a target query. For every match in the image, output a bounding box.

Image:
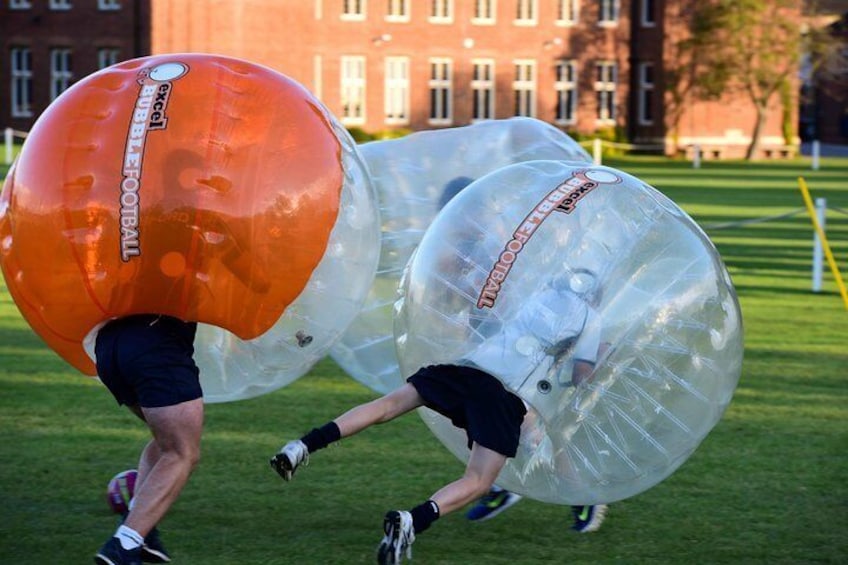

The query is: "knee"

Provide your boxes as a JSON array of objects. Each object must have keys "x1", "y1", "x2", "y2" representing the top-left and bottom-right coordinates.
[
  {"x1": 158, "y1": 438, "x2": 201, "y2": 469},
  {"x1": 464, "y1": 471, "x2": 495, "y2": 500}
]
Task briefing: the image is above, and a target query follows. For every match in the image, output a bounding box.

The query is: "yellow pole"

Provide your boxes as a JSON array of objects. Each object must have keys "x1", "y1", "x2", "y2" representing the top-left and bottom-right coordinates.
[{"x1": 798, "y1": 177, "x2": 848, "y2": 310}]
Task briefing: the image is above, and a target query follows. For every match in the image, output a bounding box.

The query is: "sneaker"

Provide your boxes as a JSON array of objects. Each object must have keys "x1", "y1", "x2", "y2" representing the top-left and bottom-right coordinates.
[
  {"x1": 377, "y1": 510, "x2": 415, "y2": 565},
  {"x1": 571, "y1": 504, "x2": 608, "y2": 533},
  {"x1": 94, "y1": 537, "x2": 143, "y2": 565},
  {"x1": 466, "y1": 487, "x2": 523, "y2": 522},
  {"x1": 118, "y1": 512, "x2": 171, "y2": 563},
  {"x1": 270, "y1": 440, "x2": 309, "y2": 481},
  {"x1": 140, "y1": 527, "x2": 171, "y2": 563}
]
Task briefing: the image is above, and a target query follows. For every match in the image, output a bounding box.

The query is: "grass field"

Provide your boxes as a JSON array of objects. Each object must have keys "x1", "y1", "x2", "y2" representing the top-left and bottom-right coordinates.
[{"x1": 1, "y1": 156, "x2": 847, "y2": 564}]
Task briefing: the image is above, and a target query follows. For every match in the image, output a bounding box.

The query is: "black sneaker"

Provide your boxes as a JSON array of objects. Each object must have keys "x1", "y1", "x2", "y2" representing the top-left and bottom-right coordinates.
[
  {"x1": 377, "y1": 510, "x2": 415, "y2": 565},
  {"x1": 141, "y1": 527, "x2": 171, "y2": 563},
  {"x1": 571, "y1": 504, "x2": 608, "y2": 533},
  {"x1": 94, "y1": 537, "x2": 143, "y2": 565}
]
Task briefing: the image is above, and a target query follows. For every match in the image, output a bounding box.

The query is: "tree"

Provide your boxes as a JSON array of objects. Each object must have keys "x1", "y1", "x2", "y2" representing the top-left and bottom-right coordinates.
[
  {"x1": 664, "y1": 1, "x2": 812, "y2": 159},
  {"x1": 689, "y1": 0, "x2": 803, "y2": 160}
]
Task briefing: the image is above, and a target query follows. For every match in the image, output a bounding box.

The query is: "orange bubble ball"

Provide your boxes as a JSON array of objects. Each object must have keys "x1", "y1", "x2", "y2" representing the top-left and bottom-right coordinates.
[{"x1": 0, "y1": 54, "x2": 346, "y2": 375}]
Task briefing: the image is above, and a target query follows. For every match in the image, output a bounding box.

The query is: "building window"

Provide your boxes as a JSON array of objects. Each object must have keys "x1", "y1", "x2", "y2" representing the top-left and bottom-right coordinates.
[
  {"x1": 599, "y1": 0, "x2": 619, "y2": 25},
  {"x1": 641, "y1": 0, "x2": 655, "y2": 26},
  {"x1": 428, "y1": 58, "x2": 452, "y2": 125},
  {"x1": 429, "y1": 0, "x2": 453, "y2": 23},
  {"x1": 638, "y1": 62, "x2": 654, "y2": 124},
  {"x1": 556, "y1": 0, "x2": 579, "y2": 25},
  {"x1": 513, "y1": 60, "x2": 536, "y2": 117},
  {"x1": 11, "y1": 47, "x2": 33, "y2": 117},
  {"x1": 471, "y1": 59, "x2": 495, "y2": 120},
  {"x1": 515, "y1": 0, "x2": 537, "y2": 25},
  {"x1": 595, "y1": 61, "x2": 617, "y2": 123},
  {"x1": 98, "y1": 0, "x2": 121, "y2": 10},
  {"x1": 342, "y1": 0, "x2": 366, "y2": 20},
  {"x1": 555, "y1": 60, "x2": 577, "y2": 125},
  {"x1": 97, "y1": 48, "x2": 120, "y2": 69},
  {"x1": 384, "y1": 57, "x2": 410, "y2": 125},
  {"x1": 9, "y1": 0, "x2": 32, "y2": 8},
  {"x1": 50, "y1": 48, "x2": 73, "y2": 100},
  {"x1": 386, "y1": 0, "x2": 409, "y2": 22},
  {"x1": 473, "y1": 0, "x2": 496, "y2": 24},
  {"x1": 340, "y1": 56, "x2": 366, "y2": 125},
  {"x1": 49, "y1": 0, "x2": 72, "y2": 9}
]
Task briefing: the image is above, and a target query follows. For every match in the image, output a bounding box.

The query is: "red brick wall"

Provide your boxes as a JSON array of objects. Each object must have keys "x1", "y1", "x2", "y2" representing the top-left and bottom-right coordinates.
[{"x1": 0, "y1": 1, "x2": 150, "y2": 131}]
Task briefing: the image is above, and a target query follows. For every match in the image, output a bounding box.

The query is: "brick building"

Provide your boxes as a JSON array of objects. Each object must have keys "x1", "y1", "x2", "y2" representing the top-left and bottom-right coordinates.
[
  {"x1": 0, "y1": 0, "x2": 150, "y2": 131},
  {"x1": 1, "y1": 0, "x2": 806, "y2": 157}
]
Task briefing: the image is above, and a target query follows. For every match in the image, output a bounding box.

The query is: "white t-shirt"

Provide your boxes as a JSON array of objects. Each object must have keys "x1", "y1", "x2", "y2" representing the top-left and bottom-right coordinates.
[{"x1": 464, "y1": 288, "x2": 601, "y2": 391}]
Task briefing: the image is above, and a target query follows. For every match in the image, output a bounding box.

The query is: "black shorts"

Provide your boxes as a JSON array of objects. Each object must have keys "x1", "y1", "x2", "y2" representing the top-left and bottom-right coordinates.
[
  {"x1": 407, "y1": 364, "x2": 527, "y2": 458},
  {"x1": 95, "y1": 314, "x2": 202, "y2": 408}
]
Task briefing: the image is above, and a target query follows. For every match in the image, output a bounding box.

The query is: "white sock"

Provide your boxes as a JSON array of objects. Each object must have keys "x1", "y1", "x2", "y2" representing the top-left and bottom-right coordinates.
[
  {"x1": 115, "y1": 524, "x2": 143, "y2": 550},
  {"x1": 128, "y1": 497, "x2": 136, "y2": 511}
]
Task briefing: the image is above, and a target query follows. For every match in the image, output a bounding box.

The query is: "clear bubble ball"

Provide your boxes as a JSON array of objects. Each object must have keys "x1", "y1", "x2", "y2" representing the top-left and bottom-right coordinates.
[
  {"x1": 394, "y1": 160, "x2": 743, "y2": 505},
  {"x1": 330, "y1": 118, "x2": 592, "y2": 394}
]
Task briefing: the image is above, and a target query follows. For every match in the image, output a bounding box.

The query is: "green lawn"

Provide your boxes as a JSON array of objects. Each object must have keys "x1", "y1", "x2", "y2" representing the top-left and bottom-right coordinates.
[{"x1": 1, "y1": 156, "x2": 847, "y2": 564}]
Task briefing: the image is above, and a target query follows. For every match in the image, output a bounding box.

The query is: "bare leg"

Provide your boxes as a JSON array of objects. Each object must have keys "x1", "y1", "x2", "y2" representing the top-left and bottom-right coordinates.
[
  {"x1": 430, "y1": 443, "x2": 507, "y2": 516},
  {"x1": 334, "y1": 383, "x2": 423, "y2": 438},
  {"x1": 123, "y1": 398, "x2": 204, "y2": 537}
]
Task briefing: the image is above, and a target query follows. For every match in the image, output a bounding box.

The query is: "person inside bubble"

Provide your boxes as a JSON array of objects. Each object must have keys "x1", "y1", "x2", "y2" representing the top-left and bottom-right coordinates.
[
  {"x1": 268, "y1": 269, "x2": 607, "y2": 564},
  {"x1": 93, "y1": 315, "x2": 202, "y2": 565},
  {"x1": 463, "y1": 267, "x2": 611, "y2": 531}
]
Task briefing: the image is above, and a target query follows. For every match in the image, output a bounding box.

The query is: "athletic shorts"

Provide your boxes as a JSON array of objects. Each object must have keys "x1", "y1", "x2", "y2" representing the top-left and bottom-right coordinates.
[
  {"x1": 95, "y1": 314, "x2": 202, "y2": 408},
  {"x1": 407, "y1": 364, "x2": 527, "y2": 458}
]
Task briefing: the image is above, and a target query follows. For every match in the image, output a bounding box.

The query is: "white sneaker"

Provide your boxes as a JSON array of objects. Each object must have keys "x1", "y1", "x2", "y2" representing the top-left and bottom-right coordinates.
[
  {"x1": 270, "y1": 440, "x2": 309, "y2": 481},
  {"x1": 377, "y1": 510, "x2": 415, "y2": 565}
]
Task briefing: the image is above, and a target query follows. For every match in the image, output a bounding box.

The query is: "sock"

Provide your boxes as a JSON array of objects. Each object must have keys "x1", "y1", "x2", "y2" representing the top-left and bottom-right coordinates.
[
  {"x1": 115, "y1": 524, "x2": 143, "y2": 550},
  {"x1": 300, "y1": 421, "x2": 341, "y2": 453},
  {"x1": 128, "y1": 497, "x2": 135, "y2": 511},
  {"x1": 410, "y1": 500, "x2": 440, "y2": 534}
]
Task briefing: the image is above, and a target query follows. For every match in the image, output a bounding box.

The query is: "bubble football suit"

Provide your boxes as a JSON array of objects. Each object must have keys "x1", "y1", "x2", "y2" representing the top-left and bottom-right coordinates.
[
  {"x1": 0, "y1": 54, "x2": 380, "y2": 402},
  {"x1": 330, "y1": 118, "x2": 592, "y2": 394},
  {"x1": 394, "y1": 160, "x2": 744, "y2": 505}
]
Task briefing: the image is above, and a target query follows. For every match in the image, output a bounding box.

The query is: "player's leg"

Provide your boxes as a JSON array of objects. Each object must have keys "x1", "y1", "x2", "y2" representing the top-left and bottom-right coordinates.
[
  {"x1": 335, "y1": 383, "x2": 424, "y2": 436},
  {"x1": 124, "y1": 398, "x2": 204, "y2": 536},
  {"x1": 271, "y1": 383, "x2": 424, "y2": 480},
  {"x1": 377, "y1": 443, "x2": 507, "y2": 565},
  {"x1": 431, "y1": 442, "x2": 507, "y2": 515}
]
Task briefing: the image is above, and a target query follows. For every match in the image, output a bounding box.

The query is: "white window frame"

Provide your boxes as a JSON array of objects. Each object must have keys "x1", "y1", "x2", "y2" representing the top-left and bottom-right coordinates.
[
  {"x1": 98, "y1": 0, "x2": 121, "y2": 10},
  {"x1": 472, "y1": 0, "x2": 496, "y2": 25},
  {"x1": 429, "y1": 0, "x2": 453, "y2": 23},
  {"x1": 386, "y1": 0, "x2": 410, "y2": 22},
  {"x1": 50, "y1": 48, "x2": 73, "y2": 101},
  {"x1": 340, "y1": 55, "x2": 366, "y2": 125},
  {"x1": 428, "y1": 57, "x2": 453, "y2": 125},
  {"x1": 11, "y1": 47, "x2": 33, "y2": 117},
  {"x1": 598, "y1": 0, "x2": 619, "y2": 26},
  {"x1": 9, "y1": 0, "x2": 33, "y2": 8},
  {"x1": 556, "y1": 0, "x2": 579, "y2": 26},
  {"x1": 641, "y1": 0, "x2": 655, "y2": 27},
  {"x1": 471, "y1": 58, "x2": 495, "y2": 121},
  {"x1": 515, "y1": 0, "x2": 537, "y2": 26},
  {"x1": 97, "y1": 48, "x2": 120, "y2": 69},
  {"x1": 512, "y1": 59, "x2": 536, "y2": 118},
  {"x1": 342, "y1": 0, "x2": 366, "y2": 20},
  {"x1": 49, "y1": 0, "x2": 72, "y2": 10},
  {"x1": 595, "y1": 61, "x2": 617, "y2": 124},
  {"x1": 384, "y1": 57, "x2": 410, "y2": 125},
  {"x1": 554, "y1": 60, "x2": 577, "y2": 125},
  {"x1": 637, "y1": 62, "x2": 654, "y2": 125}
]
